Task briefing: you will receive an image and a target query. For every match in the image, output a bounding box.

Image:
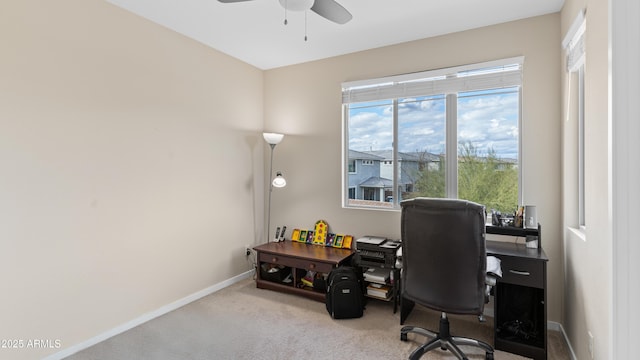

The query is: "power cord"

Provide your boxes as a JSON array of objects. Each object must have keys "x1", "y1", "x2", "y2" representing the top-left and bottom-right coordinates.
[{"x1": 245, "y1": 251, "x2": 257, "y2": 279}]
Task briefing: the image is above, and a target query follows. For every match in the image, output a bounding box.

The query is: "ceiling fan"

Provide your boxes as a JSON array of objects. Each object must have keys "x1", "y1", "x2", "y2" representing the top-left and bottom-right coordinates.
[{"x1": 218, "y1": 0, "x2": 353, "y2": 25}]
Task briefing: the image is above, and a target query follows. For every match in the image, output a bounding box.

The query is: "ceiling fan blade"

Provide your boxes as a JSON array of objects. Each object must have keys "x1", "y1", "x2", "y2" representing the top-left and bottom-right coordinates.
[
  {"x1": 217, "y1": 0, "x2": 254, "y2": 3},
  {"x1": 311, "y1": 0, "x2": 352, "y2": 24}
]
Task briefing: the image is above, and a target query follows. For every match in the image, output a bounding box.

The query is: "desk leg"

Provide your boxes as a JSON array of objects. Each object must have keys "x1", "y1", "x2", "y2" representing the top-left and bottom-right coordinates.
[
  {"x1": 400, "y1": 296, "x2": 415, "y2": 325},
  {"x1": 392, "y1": 269, "x2": 400, "y2": 313}
]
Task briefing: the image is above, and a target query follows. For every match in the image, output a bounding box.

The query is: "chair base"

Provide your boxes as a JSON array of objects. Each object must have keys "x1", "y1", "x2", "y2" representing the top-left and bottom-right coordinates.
[{"x1": 400, "y1": 312, "x2": 494, "y2": 360}]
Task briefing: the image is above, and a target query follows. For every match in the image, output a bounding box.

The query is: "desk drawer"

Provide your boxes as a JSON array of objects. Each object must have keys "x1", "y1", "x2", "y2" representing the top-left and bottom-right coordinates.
[
  {"x1": 258, "y1": 252, "x2": 333, "y2": 273},
  {"x1": 498, "y1": 256, "x2": 544, "y2": 288}
]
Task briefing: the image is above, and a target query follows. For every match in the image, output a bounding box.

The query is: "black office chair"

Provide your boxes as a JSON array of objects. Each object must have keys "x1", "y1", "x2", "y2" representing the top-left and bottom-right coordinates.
[{"x1": 399, "y1": 197, "x2": 494, "y2": 360}]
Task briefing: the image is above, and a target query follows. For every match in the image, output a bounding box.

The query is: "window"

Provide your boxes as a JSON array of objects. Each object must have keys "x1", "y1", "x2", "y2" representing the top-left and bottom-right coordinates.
[
  {"x1": 342, "y1": 58, "x2": 523, "y2": 212},
  {"x1": 348, "y1": 159, "x2": 356, "y2": 173},
  {"x1": 577, "y1": 66, "x2": 585, "y2": 228},
  {"x1": 563, "y1": 10, "x2": 586, "y2": 228},
  {"x1": 363, "y1": 188, "x2": 378, "y2": 201}
]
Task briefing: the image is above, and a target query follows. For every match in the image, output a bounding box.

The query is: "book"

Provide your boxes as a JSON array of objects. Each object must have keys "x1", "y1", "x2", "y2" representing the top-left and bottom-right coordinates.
[
  {"x1": 291, "y1": 229, "x2": 301, "y2": 242},
  {"x1": 298, "y1": 230, "x2": 308, "y2": 243},
  {"x1": 342, "y1": 235, "x2": 353, "y2": 249},
  {"x1": 325, "y1": 233, "x2": 336, "y2": 247},
  {"x1": 333, "y1": 234, "x2": 344, "y2": 248},
  {"x1": 366, "y1": 283, "x2": 391, "y2": 299},
  {"x1": 306, "y1": 230, "x2": 315, "y2": 244}
]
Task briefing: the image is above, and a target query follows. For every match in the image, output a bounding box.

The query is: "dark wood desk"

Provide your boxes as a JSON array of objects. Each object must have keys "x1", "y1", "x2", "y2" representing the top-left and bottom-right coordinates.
[
  {"x1": 255, "y1": 239, "x2": 547, "y2": 358},
  {"x1": 487, "y1": 240, "x2": 548, "y2": 360},
  {"x1": 253, "y1": 241, "x2": 355, "y2": 302}
]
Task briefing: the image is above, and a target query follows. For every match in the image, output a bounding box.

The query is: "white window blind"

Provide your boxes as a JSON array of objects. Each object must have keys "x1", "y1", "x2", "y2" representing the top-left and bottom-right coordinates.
[
  {"x1": 342, "y1": 57, "x2": 523, "y2": 104},
  {"x1": 562, "y1": 9, "x2": 587, "y2": 228},
  {"x1": 563, "y1": 9, "x2": 586, "y2": 72}
]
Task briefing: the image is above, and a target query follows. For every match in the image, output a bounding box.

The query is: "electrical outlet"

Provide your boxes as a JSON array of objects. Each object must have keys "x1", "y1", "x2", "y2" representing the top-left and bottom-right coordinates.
[
  {"x1": 588, "y1": 331, "x2": 594, "y2": 359},
  {"x1": 245, "y1": 245, "x2": 251, "y2": 256}
]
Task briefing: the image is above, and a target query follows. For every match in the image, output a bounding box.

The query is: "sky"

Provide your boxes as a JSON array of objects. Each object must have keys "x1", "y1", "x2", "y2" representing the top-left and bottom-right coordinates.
[{"x1": 348, "y1": 87, "x2": 519, "y2": 160}]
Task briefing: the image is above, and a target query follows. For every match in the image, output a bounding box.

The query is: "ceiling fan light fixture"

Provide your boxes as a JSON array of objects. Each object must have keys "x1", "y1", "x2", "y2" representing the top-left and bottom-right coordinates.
[{"x1": 279, "y1": 0, "x2": 314, "y2": 12}]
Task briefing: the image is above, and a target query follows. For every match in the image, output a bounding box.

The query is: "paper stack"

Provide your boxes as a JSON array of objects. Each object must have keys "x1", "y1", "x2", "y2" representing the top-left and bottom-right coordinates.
[
  {"x1": 366, "y1": 283, "x2": 392, "y2": 300},
  {"x1": 363, "y1": 267, "x2": 390, "y2": 283}
]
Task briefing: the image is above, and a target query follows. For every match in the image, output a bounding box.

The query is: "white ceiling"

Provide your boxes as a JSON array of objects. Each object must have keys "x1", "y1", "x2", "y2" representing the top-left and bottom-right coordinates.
[{"x1": 106, "y1": 0, "x2": 565, "y2": 70}]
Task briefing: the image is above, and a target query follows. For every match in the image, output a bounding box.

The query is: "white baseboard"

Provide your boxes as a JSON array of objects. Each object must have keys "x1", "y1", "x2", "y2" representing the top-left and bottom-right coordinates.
[
  {"x1": 44, "y1": 270, "x2": 254, "y2": 360},
  {"x1": 548, "y1": 320, "x2": 561, "y2": 332},
  {"x1": 549, "y1": 321, "x2": 578, "y2": 360}
]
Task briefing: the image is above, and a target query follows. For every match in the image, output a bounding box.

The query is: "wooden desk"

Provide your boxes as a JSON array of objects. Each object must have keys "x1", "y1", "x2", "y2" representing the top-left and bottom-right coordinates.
[
  {"x1": 253, "y1": 241, "x2": 355, "y2": 302},
  {"x1": 487, "y1": 240, "x2": 548, "y2": 360}
]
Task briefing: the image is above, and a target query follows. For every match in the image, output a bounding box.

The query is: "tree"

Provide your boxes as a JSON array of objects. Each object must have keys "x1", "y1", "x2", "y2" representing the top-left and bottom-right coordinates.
[
  {"x1": 412, "y1": 154, "x2": 445, "y2": 198},
  {"x1": 407, "y1": 143, "x2": 518, "y2": 214},
  {"x1": 458, "y1": 143, "x2": 517, "y2": 214}
]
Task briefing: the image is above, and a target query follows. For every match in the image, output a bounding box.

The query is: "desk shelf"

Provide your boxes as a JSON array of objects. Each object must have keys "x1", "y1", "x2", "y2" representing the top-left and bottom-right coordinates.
[
  {"x1": 253, "y1": 241, "x2": 354, "y2": 302},
  {"x1": 487, "y1": 240, "x2": 548, "y2": 360},
  {"x1": 486, "y1": 224, "x2": 542, "y2": 252},
  {"x1": 486, "y1": 225, "x2": 540, "y2": 237},
  {"x1": 361, "y1": 267, "x2": 400, "y2": 309}
]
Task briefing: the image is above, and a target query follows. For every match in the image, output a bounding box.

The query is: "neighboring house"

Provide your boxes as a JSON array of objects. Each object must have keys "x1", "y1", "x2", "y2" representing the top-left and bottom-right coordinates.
[
  {"x1": 348, "y1": 149, "x2": 441, "y2": 202},
  {"x1": 349, "y1": 148, "x2": 518, "y2": 204},
  {"x1": 347, "y1": 150, "x2": 385, "y2": 200}
]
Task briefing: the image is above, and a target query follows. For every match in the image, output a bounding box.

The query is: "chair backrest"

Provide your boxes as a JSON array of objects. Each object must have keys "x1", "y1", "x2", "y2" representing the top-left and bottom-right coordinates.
[{"x1": 401, "y1": 197, "x2": 487, "y2": 315}]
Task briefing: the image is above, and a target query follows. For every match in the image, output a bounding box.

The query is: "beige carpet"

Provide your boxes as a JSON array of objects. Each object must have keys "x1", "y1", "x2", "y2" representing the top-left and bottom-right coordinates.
[{"x1": 66, "y1": 278, "x2": 571, "y2": 360}]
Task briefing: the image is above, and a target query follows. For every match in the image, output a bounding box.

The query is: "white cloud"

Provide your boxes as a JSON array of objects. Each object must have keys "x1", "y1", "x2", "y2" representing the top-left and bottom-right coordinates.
[
  {"x1": 348, "y1": 90, "x2": 519, "y2": 158},
  {"x1": 348, "y1": 109, "x2": 393, "y2": 151}
]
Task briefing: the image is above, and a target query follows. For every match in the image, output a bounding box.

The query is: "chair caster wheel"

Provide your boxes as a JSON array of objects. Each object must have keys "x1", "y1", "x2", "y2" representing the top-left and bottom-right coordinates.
[
  {"x1": 485, "y1": 352, "x2": 494, "y2": 360},
  {"x1": 400, "y1": 333, "x2": 408, "y2": 341}
]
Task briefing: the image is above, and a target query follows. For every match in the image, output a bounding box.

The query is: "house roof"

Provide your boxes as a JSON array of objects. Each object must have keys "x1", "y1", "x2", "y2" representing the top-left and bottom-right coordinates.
[
  {"x1": 348, "y1": 149, "x2": 385, "y2": 161},
  {"x1": 360, "y1": 150, "x2": 441, "y2": 162},
  {"x1": 359, "y1": 176, "x2": 393, "y2": 188}
]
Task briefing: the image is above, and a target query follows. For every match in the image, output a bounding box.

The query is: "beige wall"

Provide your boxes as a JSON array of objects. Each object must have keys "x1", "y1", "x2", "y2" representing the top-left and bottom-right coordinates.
[
  {"x1": 0, "y1": 1, "x2": 264, "y2": 359},
  {"x1": 560, "y1": 0, "x2": 611, "y2": 359},
  {"x1": 2, "y1": 2, "x2": 587, "y2": 358},
  {"x1": 265, "y1": 13, "x2": 563, "y2": 323}
]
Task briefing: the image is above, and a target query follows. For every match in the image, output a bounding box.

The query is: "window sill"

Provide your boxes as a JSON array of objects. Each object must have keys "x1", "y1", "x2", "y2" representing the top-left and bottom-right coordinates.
[{"x1": 568, "y1": 226, "x2": 586, "y2": 242}]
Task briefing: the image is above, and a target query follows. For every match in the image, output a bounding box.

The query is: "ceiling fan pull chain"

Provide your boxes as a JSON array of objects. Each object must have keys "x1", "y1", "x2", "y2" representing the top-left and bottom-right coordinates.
[
  {"x1": 304, "y1": 9, "x2": 308, "y2": 41},
  {"x1": 284, "y1": 0, "x2": 288, "y2": 25}
]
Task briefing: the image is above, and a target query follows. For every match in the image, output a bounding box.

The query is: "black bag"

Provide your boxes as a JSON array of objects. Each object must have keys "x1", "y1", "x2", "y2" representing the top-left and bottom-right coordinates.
[{"x1": 325, "y1": 266, "x2": 364, "y2": 319}]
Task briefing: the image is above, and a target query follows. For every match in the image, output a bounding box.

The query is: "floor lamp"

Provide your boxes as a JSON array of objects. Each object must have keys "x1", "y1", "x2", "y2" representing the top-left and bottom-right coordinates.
[{"x1": 263, "y1": 132, "x2": 287, "y2": 243}]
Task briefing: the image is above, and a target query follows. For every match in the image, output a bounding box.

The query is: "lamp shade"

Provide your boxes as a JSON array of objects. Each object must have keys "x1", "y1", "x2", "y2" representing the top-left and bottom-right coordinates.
[
  {"x1": 278, "y1": 0, "x2": 314, "y2": 12},
  {"x1": 263, "y1": 132, "x2": 284, "y2": 145},
  {"x1": 272, "y1": 172, "x2": 287, "y2": 188}
]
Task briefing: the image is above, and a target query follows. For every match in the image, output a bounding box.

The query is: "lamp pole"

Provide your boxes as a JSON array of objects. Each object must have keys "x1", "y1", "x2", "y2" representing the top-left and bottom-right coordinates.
[
  {"x1": 263, "y1": 132, "x2": 285, "y2": 244},
  {"x1": 267, "y1": 143, "x2": 275, "y2": 243}
]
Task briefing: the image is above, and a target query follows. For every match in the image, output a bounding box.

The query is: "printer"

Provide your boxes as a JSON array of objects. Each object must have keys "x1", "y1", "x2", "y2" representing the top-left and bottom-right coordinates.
[{"x1": 355, "y1": 236, "x2": 401, "y2": 269}]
